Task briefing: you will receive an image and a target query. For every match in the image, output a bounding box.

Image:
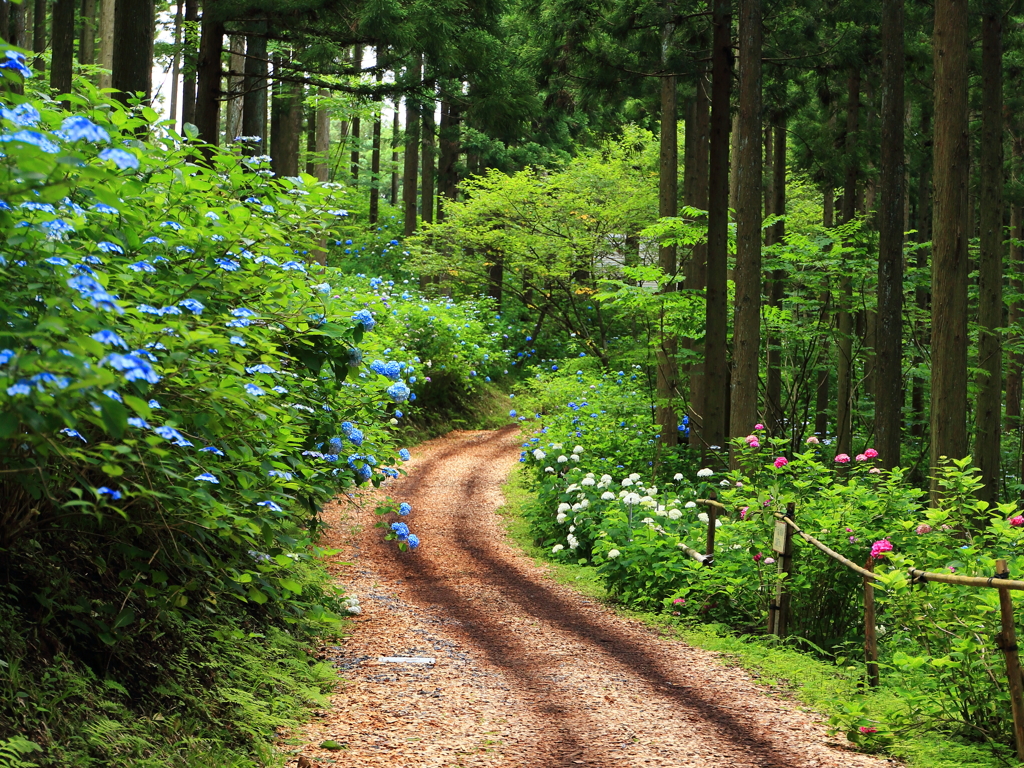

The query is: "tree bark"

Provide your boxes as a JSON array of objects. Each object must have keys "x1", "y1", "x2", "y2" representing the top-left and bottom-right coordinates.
[
  {"x1": 404, "y1": 54, "x2": 422, "y2": 238},
  {"x1": 51, "y1": 0, "x2": 75, "y2": 100},
  {"x1": 837, "y1": 70, "x2": 860, "y2": 460},
  {"x1": 315, "y1": 89, "x2": 330, "y2": 182},
  {"x1": 815, "y1": 187, "x2": 834, "y2": 439},
  {"x1": 421, "y1": 85, "x2": 435, "y2": 226},
  {"x1": 911, "y1": 105, "x2": 932, "y2": 447},
  {"x1": 369, "y1": 70, "x2": 383, "y2": 224},
  {"x1": 350, "y1": 45, "x2": 362, "y2": 180},
  {"x1": 704, "y1": 0, "x2": 731, "y2": 462},
  {"x1": 436, "y1": 96, "x2": 461, "y2": 221},
  {"x1": 656, "y1": 66, "x2": 679, "y2": 448},
  {"x1": 79, "y1": 0, "x2": 96, "y2": 65},
  {"x1": 765, "y1": 117, "x2": 786, "y2": 435},
  {"x1": 684, "y1": 73, "x2": 710, "y2": 450},
  {"x1": 180, "y1": 0, "x2": 198, "y2": 125},
  {"x1": 32, "y1": 0, "x2": 45, "y2": 73},
  {"x1": 9, "y1": 1, "x2": 26, "y2": 49},
  {"x1": 98, "y1": 0, "x2": 114, "y2": 88},
  {"x1": 974, "y1": 2, "x2": 1003, "y2": 503},
  {"x1": 168, "y1": 0, "x2": 181, "y2": 126},
  {"x1": 875, "y1": 0, "x2": 905, "y2": 470},
  {"x1": 241, "y1": 21, "x2": 267, "y2": 147},
  {"x1": 193, "y1": 6, "x2": 222, "y2": 147},
  {"x1": 225, "y1": 34, "x2": 244, "y2": 142},
  {"x1": 730, "y1": 0, "x2": 762, "y2": 448},
  {"x1": 111, "y1": 0, "x2": 154, "y2": 105},
  {"x1": 930, "y1": 0, "x2": 970, "y2": 502},
  {"x1": 1006, "y1": 133, "x2": 1023, "y2": 432},
  {"x1": 391, "y1": 106, "x2": 400, "y2": 206},
  {"x1": 270, "y1": 54, "x2": 301, "y2": 177}
]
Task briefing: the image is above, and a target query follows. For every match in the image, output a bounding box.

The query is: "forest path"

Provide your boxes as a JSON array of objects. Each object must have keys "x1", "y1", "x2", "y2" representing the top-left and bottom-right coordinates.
[{"x1": 290, "y1": 428, "x2": 894, "y2": 768}]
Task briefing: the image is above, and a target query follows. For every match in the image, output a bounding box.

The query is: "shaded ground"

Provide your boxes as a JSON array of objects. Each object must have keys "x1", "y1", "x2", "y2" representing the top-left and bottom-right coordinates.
[{"x1": 290, "y1": 428, "x2": 895, "y2": 768}]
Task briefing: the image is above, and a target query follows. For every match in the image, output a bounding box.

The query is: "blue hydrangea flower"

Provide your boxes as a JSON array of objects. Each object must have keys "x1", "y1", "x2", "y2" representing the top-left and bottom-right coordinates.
[
  {"x1": 0, "y1": 51, "x2": 32, "y2": 78},
  {"x1": 6, "y1": 381, "x2": 30, "y2": 396},
  {"x1": 268, "y1": 469, "x2": 293, "y2": 480},
  {"x1": 176, "y1": 246, "x2": 195, "y2": 254},
  {"x1": 406, "y1": 534, "x2": 420, "y2": 548},
  {"x1": 60, "y1": 427, "x2": 86, "y2": 442},
  {"x1": 44, "y1": 256, "x2": 70, "y2": 267},
  {"x1": 92, "y1": 203, "x2": 118, "y2": 215},
  {"x1": 352, "y1": 309, "x2": 375, "y2": 331},
  {"x1": 216, "y1": 258, "x2": 240, "y2": 271},
  {"x1": 199, "y1": 446, "x2": 225, "y2": 456},
  {"x1": 148, "y1": 399, "x2": 161, "y2": 408},
  {"x1": 21, "y1": 201, "x2": 55, "y2": 212},
  {"x1": 127, "y1": 417, "x2": 149, "y2": 429},
  {"x1": 273, "y1": 386, "x2": 288, "y2": 394},
  {"x1": 355, "y1": 464, "x2": 372, "y2": 482},
  {"x1": 253, "y1": 255, "x2": 278, "y2": 266},
  {"x1": 98, "y1": 147, "x2": 139, "y2": 170},
  {"x1": 96, "y1": 486, "x2": 122, "y2": 499},
  {"x1": 399, "y1": 502, "x2": 411, "y2": 515},
  {"x1": 102, "y1": 388, "x2": 122, "y2": 402},
  {"x1": 160, "y1": 220, "x2": 183, "y2": 230},
  {"x1": 129, "y1": 261, "x2": 156, "y2": 273},
  {"x1": 244, "y1": 383, "x2": 265, "y2": 397},
  {"x1": 59, "y1": 115, "x2": 110, "y2": 143},
  {"x1": 178, "y1": 298, "x2": 204, "y2": 314},
  {"x1": 386, "y1": 381, "x2": 411, "y2": 403},
  {"x1": 245, "y1": 363, "x2": 276, "y2": 374},
  {"x1": 0, "y1": 349, "x2": 14, "y2": 366},
  {"x1": 257, "y1": 500, "x2": 283, "y2": 511},
  {"x1": 347, "y1": 428, "x2": 364, "y2": 446},
  {"x1": 261, "y1": 204, "x2": 275, "y2": 213},
  {"x1": 399, "y1": 449, "x2": 411, "y2": 462},
  {"x1": 1, "y1": 129, "x2": 59, "y2": 153},
  {"x1": 42, "y1": 218, "x2": 75, "y2": 239},
  {"x1": 194, "y1": 472, "x2": 219, "y2": 483},
  {"x1": 229, "y1": 336, "x2": 246, "y2": 346},
  {"x1": 391, "y1": 522, "x2": 409, "y2": 539},
  {"x1": 394, "y1": 410, "x2": 403, "y2": 418}
]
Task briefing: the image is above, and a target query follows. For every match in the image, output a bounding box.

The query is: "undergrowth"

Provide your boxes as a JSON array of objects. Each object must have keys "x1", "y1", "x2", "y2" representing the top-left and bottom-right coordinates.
[{"x1": 495, "y1": 463, "x2": 1015, "y2": 768}]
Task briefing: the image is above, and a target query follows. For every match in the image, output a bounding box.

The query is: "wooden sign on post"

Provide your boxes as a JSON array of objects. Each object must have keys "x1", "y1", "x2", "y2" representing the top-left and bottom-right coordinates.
[{"x1": 772, "y1": 520, "x2": 789, "y2": 553}]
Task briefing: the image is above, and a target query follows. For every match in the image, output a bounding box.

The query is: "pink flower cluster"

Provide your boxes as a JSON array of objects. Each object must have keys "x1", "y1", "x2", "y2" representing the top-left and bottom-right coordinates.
[
  {"x1": 1010, "y1": 515, "x2": 1024, "y2": 527},
  {"x1": 915, "y1": 523, "x2": 932, "y2": 534},
  {"x1": 805, "y1": 435, "x2": 820, "y2": 445},
  {"x1": 745, "y1": 434, "x2": 761, "y2": 449},
  {"x1": 870, "y1": 538, "x2": 893, "y2": 560},
  {"x1": 773, "y1": 456, "x2": 788, "y2": 468},
  {"x1": 753, "y1": 552, "x2": 764, "y2": 562},
  {"x1": 858, "y1": 726, "x2": 878, "y2": 735},
  {"x1": 835, "y1": 453, "x2": 850, "y2": 463},
  {"x1": 673, "y1": 597, "x2": 686, "y2": 605}
]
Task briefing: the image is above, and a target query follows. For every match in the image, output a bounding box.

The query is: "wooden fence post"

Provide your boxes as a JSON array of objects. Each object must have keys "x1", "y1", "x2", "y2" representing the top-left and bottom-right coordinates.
[
  {"x1": 863, "y1": 558, "x2": 880, "y2": 687},
  {"x1": 705, "y1": 491, "x2": 718, "y2": 557},
  {"x1": 769, "y1": 502, "x2": 795, "y2": 637},
  {"x1": 995, "y1": 558, "x2": 1024, "y2": 761}
]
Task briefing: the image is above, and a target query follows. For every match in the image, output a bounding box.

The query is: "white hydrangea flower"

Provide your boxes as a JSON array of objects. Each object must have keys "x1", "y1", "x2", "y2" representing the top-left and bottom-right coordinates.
[
  {"x1": 552, "y1": 544, "x2": 564, "y2": 553},
  {"x1": 569, "y1": 525, "x2": 576, "y2": 533},
  {"x1": 557, "y1": 455, "x2": 568, "y2": 463},
  {"x1": 572, "y1": 503, "x2": 582, "y2": 511},
  {"x1": 566, "y1": 483, "x2": 579, "y2": 492},
  {"x1": 685, "y1": 501, "x2": 698, "y2": 509},
  {"x1": 697, "y1": 468, "x2": 713, "y2": 478},
  {"x1": 673, "y1": 473, "x2": 684, "y2": 481},
  {"x1": 621, "y1": 478, "x2": 634, "y2": 487},
  {"x1": 623, "y1": 492, "x2": 642, "y2": 506},
  {"x1": 629, "y1": 473, "x2": 641, "y2": 481},
  {"x1": 552, "y1": 443, "x2": 563, "y2": 451},
  {"x1": 573, "y1": 445, "x2": 584, "y2": 454},
  {"x1": 601, "y1": 491, "x2": 616, "y2": 501},
  {"x1": 556, "y1": 512, "x2": 568, "y2": 524},
  {"x1": 586, "y1": 472, "x2": 596, "y2": 478},
  {"x1": 668, "y1": 509, "x2": 682, "y2": 520},
  {"x1": 647, "y1": 486, "x2": 658, "y2": 495},
  {"x1": 697, "y1": 512, "x2": 710, "y2": 524},
  {"x1": 641, "y1": 517, "x2": 655, "y2": 525},
  {"x1": 581, "y1": 477, "x2": 596, "y2": 487},
  {"x1": 545, "y1": 466, "x2": 555, "y2": 473},
  {"x1": 568, "y1": 534, "x2": 579, "y2": 550},
  {"x1": 570, "y1": 454, "x2": 581, "y2": 461},
  {"x1": 719, "y1": 479, "x2": 731, "y2": 487},
  {"x1": 533, "y1": 449, "x2": 546, "y2": 460},
  {"x1": 557, "y1": 503, "x2": 572, "y2": 514},
  {"x1": 607, "y1": 548, "x2": 621, "y2": 559},
  {"x1": 600, "y1": 474, "x2": 613, "y2": 484},
  {"x1": 579, "y1": 499, "x2": 590, "y2": 508}
]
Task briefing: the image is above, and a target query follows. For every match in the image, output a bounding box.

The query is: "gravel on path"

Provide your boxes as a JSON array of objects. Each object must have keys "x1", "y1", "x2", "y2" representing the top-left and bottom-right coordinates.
[{"x1": 290, "y1": 427, "x2": 897, "y2": 768}]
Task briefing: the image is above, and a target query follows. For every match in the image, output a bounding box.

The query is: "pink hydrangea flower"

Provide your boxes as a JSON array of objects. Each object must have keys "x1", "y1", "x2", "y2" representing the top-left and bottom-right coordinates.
[
  {"x1": 673, "y1": 597, "x2": 686, "y2": 605},
  {"x1": 1010, "y1": 515, "x2": 1024, "y2": 527},
  {"x1": 864, "y1": 448, "x2": 878, "y2": 459},
  {"x1": 773, "y1": 456, "x2": 788, "y2": 468},
  {"x1": 870, "y1": 539, "x2": 893, "y2": 559},
  {"x1": 753, "y1": 553, "x2": 763, "y2": 562},
  {"x1": 855, "y1": 453, "x2": 868, "y2": 462},
  {"x1": 765, "y1": 557, "x2": 775, "y2": 564},
  {"x1": 740, "y1": 507, "x2": 748, "y2": 519},
  {"x1": 806, "y1": 435, "x2": 820, "y2": 445},
  {"x1": 868, "y1": 467, "x2": 881, "y2": 474},
  {"x1": 835, "y1": 453, "x2": 851, "y2": 463},
  {"x1": 859, "y1": 726, "x2": 878, "y2": 735},
  {"x1": 915, "y1": 523, "x2": 932, "y2": 534},
  {"x1": 748, "y1": 440, "x2": 760, "y2": 449},
  {"x1": 754, "y1": 423, "x2": 764, "y2": 430}
]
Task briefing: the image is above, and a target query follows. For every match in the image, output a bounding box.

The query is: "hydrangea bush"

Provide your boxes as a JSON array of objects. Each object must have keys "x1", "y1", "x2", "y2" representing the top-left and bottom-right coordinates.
[{"x1": 0, "y1": 62, "x2": 419, "y2": 649}]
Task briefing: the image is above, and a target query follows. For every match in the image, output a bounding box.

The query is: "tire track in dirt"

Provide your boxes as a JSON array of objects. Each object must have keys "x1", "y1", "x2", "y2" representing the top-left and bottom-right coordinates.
[{"x1": 292, "y1": 428, "x2": 896, "y2": 768}]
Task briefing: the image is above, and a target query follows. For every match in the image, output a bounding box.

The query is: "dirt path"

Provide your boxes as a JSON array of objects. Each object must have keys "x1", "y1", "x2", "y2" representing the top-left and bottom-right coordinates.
[{"x1": 291, "y1": 428, "x2": 894, "y2": 768}]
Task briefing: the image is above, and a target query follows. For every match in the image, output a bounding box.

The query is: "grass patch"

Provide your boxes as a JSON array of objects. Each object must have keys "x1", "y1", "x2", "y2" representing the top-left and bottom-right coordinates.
[{"x1": 495, "y1": 464, "x2": 1014, "y2": 768}]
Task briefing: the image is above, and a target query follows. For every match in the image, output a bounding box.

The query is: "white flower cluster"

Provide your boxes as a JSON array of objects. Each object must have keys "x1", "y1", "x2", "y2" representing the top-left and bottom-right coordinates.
[{"x1": 342, "y1": 595, "x2": 362, "y2": 615}]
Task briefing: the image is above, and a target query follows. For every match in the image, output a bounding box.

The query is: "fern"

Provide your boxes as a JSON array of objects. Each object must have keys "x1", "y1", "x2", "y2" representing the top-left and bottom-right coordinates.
[{"x1": 0, "y1": 736, "x2": 43, "y2": 768}]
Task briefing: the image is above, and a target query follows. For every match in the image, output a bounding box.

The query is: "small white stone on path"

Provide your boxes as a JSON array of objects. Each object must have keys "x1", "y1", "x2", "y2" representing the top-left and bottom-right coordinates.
[{"x1": 377, "y1": 656, "x2": 436, "y2": 664}]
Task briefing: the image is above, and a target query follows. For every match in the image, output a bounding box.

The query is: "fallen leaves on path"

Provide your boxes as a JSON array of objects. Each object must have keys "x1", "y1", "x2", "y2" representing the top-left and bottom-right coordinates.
[{"x1": 288, "y1": 428, "x2": 896, "y2": 768}]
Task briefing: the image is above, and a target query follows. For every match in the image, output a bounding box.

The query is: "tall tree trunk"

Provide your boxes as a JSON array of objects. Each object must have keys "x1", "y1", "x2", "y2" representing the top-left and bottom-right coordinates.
[
  {"x1": 50, "y1": 0, "x2": 74, "y2": 100},
  {"x1": 350, "y1": 45, "x2": 362, "y2": 180},
  {"x1": 404, "y1": 54, "x2": 422, "y2": 239},
  {"x1": 974, "y1": 2, "x2": 1003, "y2": 503},
  {"x1": 436, "y1": 96, "x2": 460, "y2": 221},
  {"x1": 837, "y1": 70, "x2": 860, "y2": 460},
  {"x1": 684, "y1": 74, "x2": 710, "y2": 450},
  {"x1": 911, "y1": 105, "x2": 932, "y2": 448},
  {"x1": 0, "y1": 2, "x2": 8, "y2": 45},
  {"x1": 225, "y1": 34, "x2": 244, "y2": 141},
  {"x1": 656, "y1": 39, "x2": 680, "y2": 448},
  {"x1": 270, "y1": 54, "x2": 301, "y2": 177},
  {"x1": 369, "y1": 70, "x2": 383, "y2": 224},
  {"x1": 314, "y1": 89, "x2": 330, "y2": 182},
  {"x1": 1006, "y1": 134, "x2": 1023, "y2": 432},
  {"x1": 420, "y1": 85, "x2": 435, "y2": 226},
  {"x1": 815, "y1": 187, "x2": 834, "y2": 439},
  {"x1": 875, "y1": 0, "x2": 905, "y2": 470},
  {"x1": 97, "y1": 0, "x2": 113, "y2": 88},
  {"x1": 730, "y1": 0, "x2": 762, "y2": 447},
  {"x1": 765, "y1": 117, "x2": 786, "y2": 435},
  {"x1": 930, "y1": 0, "x2": 970, "y2": 502},
  {"x1": 390, "y1": 106, "x2": 400, "y2": 206},
  {"x1": 180, "y1": 0, "x2": 198, "y2": 125},
  {"x1": 241, "y1": 20, "x2": 267, "y2": 147},
  {"x1": 10, "y1": 1, "x2": 26, "y2": 49},
  {"x1": 168, "y1": 0, "x2": 181, "y2": 126},
  {"x1": 112, "y1": 0, "x2": 154, "y2": 105},
  {"x1": 32, "y1": 0, "x2": 45, "y2": 73},
  {"x1": 192, "y1": 7, "x2": 222, "y2": 146},
  {"x1": 704, "y1": 0, "x2": 731, "y2": 462},
  {"x1": 79, "y1": 0, "x2": 96, "y2": 65}
]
